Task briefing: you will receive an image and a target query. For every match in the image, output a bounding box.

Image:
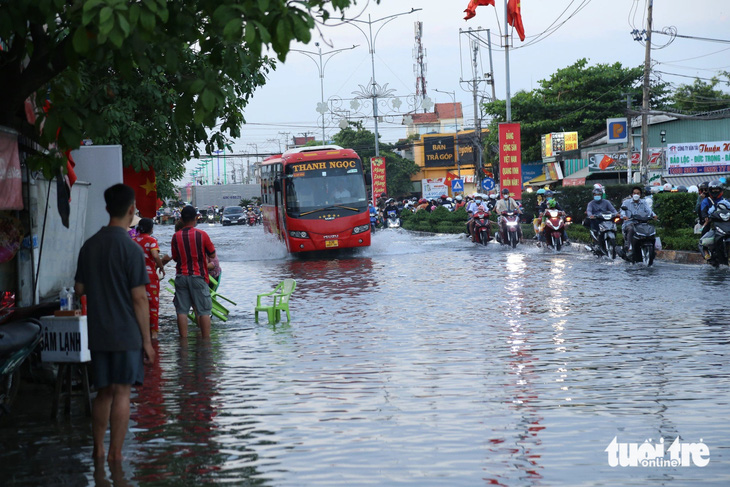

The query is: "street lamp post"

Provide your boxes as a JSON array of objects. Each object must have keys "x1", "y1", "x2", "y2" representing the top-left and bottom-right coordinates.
[
  {"x1": 343, "y1": 8, "x2": 421, "y2": 157},
  {"x1": 292, "y1": 43, "x2": 357, "y2": 144},
  {"x1": 434, "y1": 89, "x2": 460, "y2": 179}
]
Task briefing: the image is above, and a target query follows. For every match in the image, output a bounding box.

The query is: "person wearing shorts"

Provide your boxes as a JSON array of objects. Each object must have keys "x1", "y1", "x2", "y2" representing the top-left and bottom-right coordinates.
[
  {"x1": 74, "y1": 183, "x2": 155, "y2": 462},
  {"x1": 170, "y1": 205, "x2": 216, "y2": 339}
]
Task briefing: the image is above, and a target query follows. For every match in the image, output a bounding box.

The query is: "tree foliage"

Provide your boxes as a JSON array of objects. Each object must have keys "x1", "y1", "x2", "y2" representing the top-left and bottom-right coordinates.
[
  {"x1": 0, "y1": 0, "x2": 365, "y2": 197},
  {"x1": 333, "y1": 122, "x2": 420, "y2": 197},
  {"x1": 667, "y1": 74, "x2": 730, "y2": 113}
]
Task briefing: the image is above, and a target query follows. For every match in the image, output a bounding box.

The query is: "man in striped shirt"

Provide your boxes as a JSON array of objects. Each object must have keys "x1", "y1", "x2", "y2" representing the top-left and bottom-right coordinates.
[{"x1": 170, "y1": 205, "x2": 216, "y2": 339}]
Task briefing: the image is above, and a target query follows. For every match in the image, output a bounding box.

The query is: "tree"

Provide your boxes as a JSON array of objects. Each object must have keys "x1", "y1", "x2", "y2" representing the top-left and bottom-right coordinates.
[
  {"x1": 0, "y1": 0, "x2": 365, "y2": 197},
  {"x1": 667, "y1": 74, "x2": 730, "y2": 113},
  {"x1": 333, "y1": 122, "x2": 420, "y2": 197},
  {"x1": 482, "y1": 58, "x2": 670, "y2": 164}
]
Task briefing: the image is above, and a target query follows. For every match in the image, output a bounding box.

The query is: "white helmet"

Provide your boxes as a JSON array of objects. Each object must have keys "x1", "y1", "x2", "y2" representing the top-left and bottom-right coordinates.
[
  {"x1": 663, "y1": 183, "x2": 673, "y2": 192},
  {"x1": 455, "y1": 195, "x2": 463, "y2": 201},
  {"x1": 687, "y1": 185, "x2": 699, "y2": 194}
]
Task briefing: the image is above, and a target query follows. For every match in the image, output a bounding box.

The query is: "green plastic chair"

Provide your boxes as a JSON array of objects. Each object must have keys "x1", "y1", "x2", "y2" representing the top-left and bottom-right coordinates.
[
  {"x1": 166, "y1": 277, "x2": 236, "y2": 322},
  {"x1": 255, "y1": 279, "x2": 296, "y2": 324}
]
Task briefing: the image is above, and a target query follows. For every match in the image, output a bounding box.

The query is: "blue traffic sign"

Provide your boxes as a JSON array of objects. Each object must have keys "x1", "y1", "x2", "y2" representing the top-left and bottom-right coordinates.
[
  {"x1": 451, "y1": 179, "x2": 464, "y2": 192},
  {"x1": 481, "y1": 178, "x2": 495, "y2": 191}
]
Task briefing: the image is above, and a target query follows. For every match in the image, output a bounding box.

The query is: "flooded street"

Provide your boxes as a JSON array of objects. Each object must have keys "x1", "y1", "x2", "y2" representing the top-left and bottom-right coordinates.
[{"x1": 2, "y1": 223, "x2": 730, "y2": 486}]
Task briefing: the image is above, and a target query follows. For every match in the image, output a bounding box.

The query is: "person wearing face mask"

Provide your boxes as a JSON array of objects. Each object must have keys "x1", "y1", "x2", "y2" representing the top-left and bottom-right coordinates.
[
  {"x1": 620, "y1": 186, "x2": 657, "y2": 252},
  {"x1": 494, "y1": 188, "x2": 523, "y2": 243},
  {"x1": 586, "y1": 187, "x2": 618, "y2": 245},
  {"x1": 466, "y1": 194, "x2": 489, "y2": 240}
]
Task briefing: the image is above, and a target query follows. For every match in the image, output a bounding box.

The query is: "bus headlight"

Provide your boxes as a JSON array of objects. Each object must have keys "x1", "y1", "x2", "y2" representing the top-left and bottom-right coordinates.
[
  {"x1": 289, "y1": 231, "x2": 309, "y2": 238},
  {"x1": 352, "y1": 225, "x2": 370, "y2": 234}
]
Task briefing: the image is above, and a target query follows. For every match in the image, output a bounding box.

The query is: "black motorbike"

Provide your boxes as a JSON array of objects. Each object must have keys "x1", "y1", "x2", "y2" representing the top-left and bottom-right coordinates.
[
  {"x1": 589, "y1": 213, "x2": 619, "y2": 259},
  {"x1": 0, "y1": 317, "x2": 41, "y2": 415},
  {"x1": 620, "y1": 215, "x2": 657, "y2": 266},
  {"x1": 700, "y1": 202, "x2": 730, "y2": 267}
]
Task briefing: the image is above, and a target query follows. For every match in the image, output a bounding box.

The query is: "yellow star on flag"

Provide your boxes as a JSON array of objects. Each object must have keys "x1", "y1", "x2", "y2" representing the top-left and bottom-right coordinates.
[{"x1": 141, "y1": 178, "x2": 156, "y2": 195}]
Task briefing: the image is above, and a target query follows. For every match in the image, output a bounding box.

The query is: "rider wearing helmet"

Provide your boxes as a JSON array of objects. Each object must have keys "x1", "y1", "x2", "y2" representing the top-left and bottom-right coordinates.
[
  {"x1": 586, "y1": 187, "x2": 618, "y2": 240},
  {"x1": 494, "y1": 188, "x2": 523, "y2": 243},
  {"x1": 383, "y1": 198, "x2": 399, "y2": 218},
  {"x1": 700, "y1": 181, "x2": 728, "y2": 235},
  {"x1": 620, "y1": 186, "x2": 657, "y2": 252},
  {"x1": 539, "y1": 190, "x2": 562, "y2": 214},
  {"x1": 454, "y1": 194, "x2": 465, "y2": 211},
  {"x1": 466, "y1": 194, "x2": 489, "y2": 240}
]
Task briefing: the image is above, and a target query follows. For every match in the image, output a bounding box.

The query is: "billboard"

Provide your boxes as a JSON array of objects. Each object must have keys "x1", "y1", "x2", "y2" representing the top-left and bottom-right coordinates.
[
  {"x1": 499, "y1": 123, "x2": 522, "y2": 198},
  {"x1": 423, "y1": 135, "x2": 455, "y2": 168},
  {"x1": 606, "y1": 118, "x2": 629, "y2": 143},
  {"x1": 587, "y1": 149, "x2": 663, "y2": 172},
  {"x1": 541, "y1": 132, "x2": 579, "y2": 158},
  {"x1": 667, "y1": 140, "x2": 730, "y2": 175},
  {"x1": 422, "y1": 178, "x2": 448, "y2": 200}
]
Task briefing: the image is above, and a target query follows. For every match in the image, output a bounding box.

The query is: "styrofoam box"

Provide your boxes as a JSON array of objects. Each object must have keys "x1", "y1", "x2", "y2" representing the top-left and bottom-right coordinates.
[{"x1": 40, "y1": 316, "x2": 91, "y2": 363}]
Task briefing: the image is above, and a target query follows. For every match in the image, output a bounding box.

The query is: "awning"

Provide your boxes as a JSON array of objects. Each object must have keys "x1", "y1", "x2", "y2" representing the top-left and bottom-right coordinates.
[
  {"x1": 523, "y1": 174, "x2": 557, "y2": 187},
  {"x1": 562, "y1": 166, "x2": 591, "y2": 186},
  {"x1": 663, "y1": 173, "x2": 730, "y2": 188}
]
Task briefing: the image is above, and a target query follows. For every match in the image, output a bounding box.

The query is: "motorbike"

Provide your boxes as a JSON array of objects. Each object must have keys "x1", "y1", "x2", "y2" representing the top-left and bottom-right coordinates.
[
  {"x1": 700, "y1": 203, "x2": 730, "y2": 267},
  {"x1": 370, "y1": 211, "x2": 378, "y2": 233},
  {"x1": 620, "y1": 215, "x2": 657, "y2": 266},
  {"x1": 588, "y1": 213, "x2": 620, "y2": 259},
  {"x1": 0, "y1": 293, "x2": 42, "y2": 415},
  {"x1": 542, "y1": 209, "x2": 571, "y2": 251},
  {"x1": 248, "y1": 214, "x2": 257, "y2": 226},
  {"x1": 471, "y1": 210, "x2": 492, "y2": 246},
  {"x1": 386, "y1": 210, "x2": 401, "y2": 228},
  {"x1": 498, "y1": 211, "x2": 521, "y2": 248}
]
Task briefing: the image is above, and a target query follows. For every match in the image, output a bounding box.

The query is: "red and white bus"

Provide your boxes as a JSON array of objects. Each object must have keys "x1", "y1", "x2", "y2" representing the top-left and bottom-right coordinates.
[{"x1": 260, "y1": 145, "x2": 371, "y2": 253}]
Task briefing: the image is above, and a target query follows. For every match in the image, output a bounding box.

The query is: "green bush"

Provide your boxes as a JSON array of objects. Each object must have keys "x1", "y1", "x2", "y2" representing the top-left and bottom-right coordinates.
[
  {"x1": 402, "y1": 205, "x2": 469, "y2": 234},
  {"x1": 652, "y1": 192, "x2": 697, "y2": 230},
  {"x1": 658, "y1": 228, "x2": 697, "y2": 251},
  {"x1": 520, "y1": 184, "x2": 636, "y2": 223},
  {"x1": 400, "y1": 209, "x2": 413, "y2": 222}
]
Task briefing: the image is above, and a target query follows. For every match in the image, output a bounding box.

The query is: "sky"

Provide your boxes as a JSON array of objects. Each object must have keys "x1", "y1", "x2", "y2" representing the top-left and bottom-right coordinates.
[{"x1": 186, "y1": 0, "x2": 730, "y2": 183}]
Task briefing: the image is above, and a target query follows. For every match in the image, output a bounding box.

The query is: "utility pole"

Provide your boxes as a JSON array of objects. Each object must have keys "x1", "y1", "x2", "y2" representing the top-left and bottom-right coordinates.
[
  {"x1": 622, "y1": 93, "x2": 634, "y2": 184},
  {"x1": 504, "y1": 0, "x2": 512, "y2": 122},
  {"x1": 434, "y1": 89, "x2": 460, "y2": 178},
  {"x1": 640, "y1": 0, "x2": 654, "y2": 185}
]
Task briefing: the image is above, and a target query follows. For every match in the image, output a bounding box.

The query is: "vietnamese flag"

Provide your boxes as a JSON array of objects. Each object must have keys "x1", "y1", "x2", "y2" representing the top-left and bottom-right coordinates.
[
  {"x1": 599, "y1": 155, "x2": 615, "y2": 170},
  {"x1": 464, "y1": 0, "x2": 495, "y2": 20},
  {"x1": 123, "y1": 165, "x2": 158, "y2": 218},
  {"x1": 444, "y1": 171, "x2": 459, "y2": 186},
  {"x1": 507, "y1": 0, "x2": 526, "y2": 41}
]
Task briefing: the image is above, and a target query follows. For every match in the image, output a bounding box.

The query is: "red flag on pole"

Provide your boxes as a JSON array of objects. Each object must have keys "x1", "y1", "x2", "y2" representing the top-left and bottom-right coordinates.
[
  {"x1": 444, "y1": 172, "x2": 459, "y2": 186},
  {"x1": 123, "y1": 165, "x2": 158, "y2": 218},
  {"x1": 507, "y1": 0, "x2": 526, "y2": 41},
  {"x1": 464, "y1": 0, "x2": 495, "y2": 20}
]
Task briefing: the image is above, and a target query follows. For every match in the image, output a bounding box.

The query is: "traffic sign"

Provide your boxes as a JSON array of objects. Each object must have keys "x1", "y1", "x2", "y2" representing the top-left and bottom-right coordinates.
[
  {"x1": 481, "y1": 178, "x2": 495, "y2": 191},
  {"x1": 451, "y1": 179, "x2": 464, "y2": 192}
]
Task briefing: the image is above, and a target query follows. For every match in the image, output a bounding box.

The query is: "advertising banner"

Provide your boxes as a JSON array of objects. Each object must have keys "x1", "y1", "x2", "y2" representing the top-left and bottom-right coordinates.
[
  {"x1": 370, "y1": 156, "x2": 387, "y2": 204},
  {"x1": 423, "y1": 135, "x2": 456, "y2": 168},
  {"x1": 422, "y1": 178, "x2": 448, "y2": 200},
  {"x1": 667, "y1": 140, "x2": 730, "y2": 175},
  {"x1": 499, "y1": 123, "x2": 522, "y2": 198},
  {"x1": 587, "y1": 149, "x2": 663, "y2": 172},
  {"x1": 541, "y1": 132, "x2": 578, "y2": 158}
]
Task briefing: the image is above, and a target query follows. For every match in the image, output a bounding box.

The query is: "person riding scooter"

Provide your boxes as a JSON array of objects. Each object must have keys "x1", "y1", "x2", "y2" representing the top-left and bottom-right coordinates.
[
  {"x1": 620, "y1": 186, "x2": 657, "y2": 253},
  {"x1": 494, "y1": 188, "x2": 522, "y2": 243},
  {"x1": 586, "y1": 188, "x2": 617, "y2": 235}
]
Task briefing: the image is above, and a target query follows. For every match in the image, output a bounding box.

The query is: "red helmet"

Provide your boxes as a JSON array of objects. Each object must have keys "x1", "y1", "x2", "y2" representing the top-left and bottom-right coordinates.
[
  {"x1": 419, "y1": 198, "x2": 428, "y2": 204},
  {"x1": 440, "y1": 194, "x2": 448, "y2": 199}
]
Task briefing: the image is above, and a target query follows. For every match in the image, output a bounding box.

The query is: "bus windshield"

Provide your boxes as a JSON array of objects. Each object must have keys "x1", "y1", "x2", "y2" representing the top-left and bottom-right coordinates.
[{"x1": 284, "y1": 158, "x2": 368, "y2": 217}]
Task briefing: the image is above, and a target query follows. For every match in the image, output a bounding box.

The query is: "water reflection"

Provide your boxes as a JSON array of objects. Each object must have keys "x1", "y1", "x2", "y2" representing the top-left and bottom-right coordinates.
[{"x1": 1, "y1": 227, "x2": 729, "y2": 486}]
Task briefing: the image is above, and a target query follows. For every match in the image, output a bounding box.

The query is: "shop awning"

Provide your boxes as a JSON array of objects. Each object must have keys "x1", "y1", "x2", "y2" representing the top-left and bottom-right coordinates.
[
  {"x1": 562, "y1": 166, "x2": 591, "y2": 186},
  {"x1": 663, "y1": 173, "x2": 730, "y2": 188},
  {"x1": 523, "y1": 174, "x2": 557, "y2": 187}
]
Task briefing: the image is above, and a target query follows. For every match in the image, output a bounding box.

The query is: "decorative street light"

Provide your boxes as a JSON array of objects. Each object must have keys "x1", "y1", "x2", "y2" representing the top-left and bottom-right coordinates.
[
  {"x1": 291, "y1": 43, "x2": 358, "y2": 144},
  {"x1": 341, "y1": 8, "x2": 422, "y2": 156},
  {"x1": 434, "y1": 88, "x2": 460, "y2": 178}
]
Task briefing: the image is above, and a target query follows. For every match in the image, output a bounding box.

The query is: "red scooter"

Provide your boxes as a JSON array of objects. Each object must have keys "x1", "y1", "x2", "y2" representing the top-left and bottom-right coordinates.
[
  {"x1": 542, "y1": 209, "x2": 571, "y2": 251},
  {"x1": 498, "y1": 211, "x2": 521, "y2": 248},
  {"x1": 471, "y1": 210, "x2": 492, "y2": 245}
]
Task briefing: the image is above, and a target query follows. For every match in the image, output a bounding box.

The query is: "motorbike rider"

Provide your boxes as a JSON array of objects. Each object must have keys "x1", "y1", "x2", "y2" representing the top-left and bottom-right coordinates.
[
  {"x1": 494, "y1": 188, "x2": 522, "y2": 242},
  {"x1": 700, "y1": 181, "x2": 728, "y2": 234},
  {"x1": 466, "y1": 194, "x2": 490, "y2": 240},
  {"x1": 533, "y1": 189, "x2": 546, "y2": 238},
  {"x1": 586, "y1": 187, "x2": 618, "y2": 244},
  {"x1": 538, "y1": 190, "x2": 569, "y2": 244},
  {"x1": 454, "y1": 195, "x2": 466, "y2": 211},
  {"x1": 383, "y1": 198, "x2": 399, "y2": 218},
  {"x1": 620, "y1": 186, "x2": 657, "y2": 252},
  {"x1": 696, "y1": 181, "x2": 710, "y2": 229}
]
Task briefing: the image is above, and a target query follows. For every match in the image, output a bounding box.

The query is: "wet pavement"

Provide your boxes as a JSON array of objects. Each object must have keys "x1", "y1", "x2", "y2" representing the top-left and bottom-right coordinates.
[{"x1": 1, "y1": 223, "x2": 729, "y2": 486}]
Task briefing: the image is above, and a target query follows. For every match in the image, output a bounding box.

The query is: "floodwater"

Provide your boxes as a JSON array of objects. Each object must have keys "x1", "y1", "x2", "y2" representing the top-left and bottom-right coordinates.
[{"x1": 1, "y1": 223, "x2": 729, "y2": 486}]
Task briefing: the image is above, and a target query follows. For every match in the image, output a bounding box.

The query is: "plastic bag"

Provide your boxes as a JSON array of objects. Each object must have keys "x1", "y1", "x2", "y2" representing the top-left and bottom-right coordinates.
[{"x1": 655, "y1": 236, "x2": 662, "y2": 251}]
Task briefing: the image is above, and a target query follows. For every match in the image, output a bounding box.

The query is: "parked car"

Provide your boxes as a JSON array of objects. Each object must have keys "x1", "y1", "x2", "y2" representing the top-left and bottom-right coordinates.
[{"x1": 221, "y1": 206, "x2": 245, "y2": 226}]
